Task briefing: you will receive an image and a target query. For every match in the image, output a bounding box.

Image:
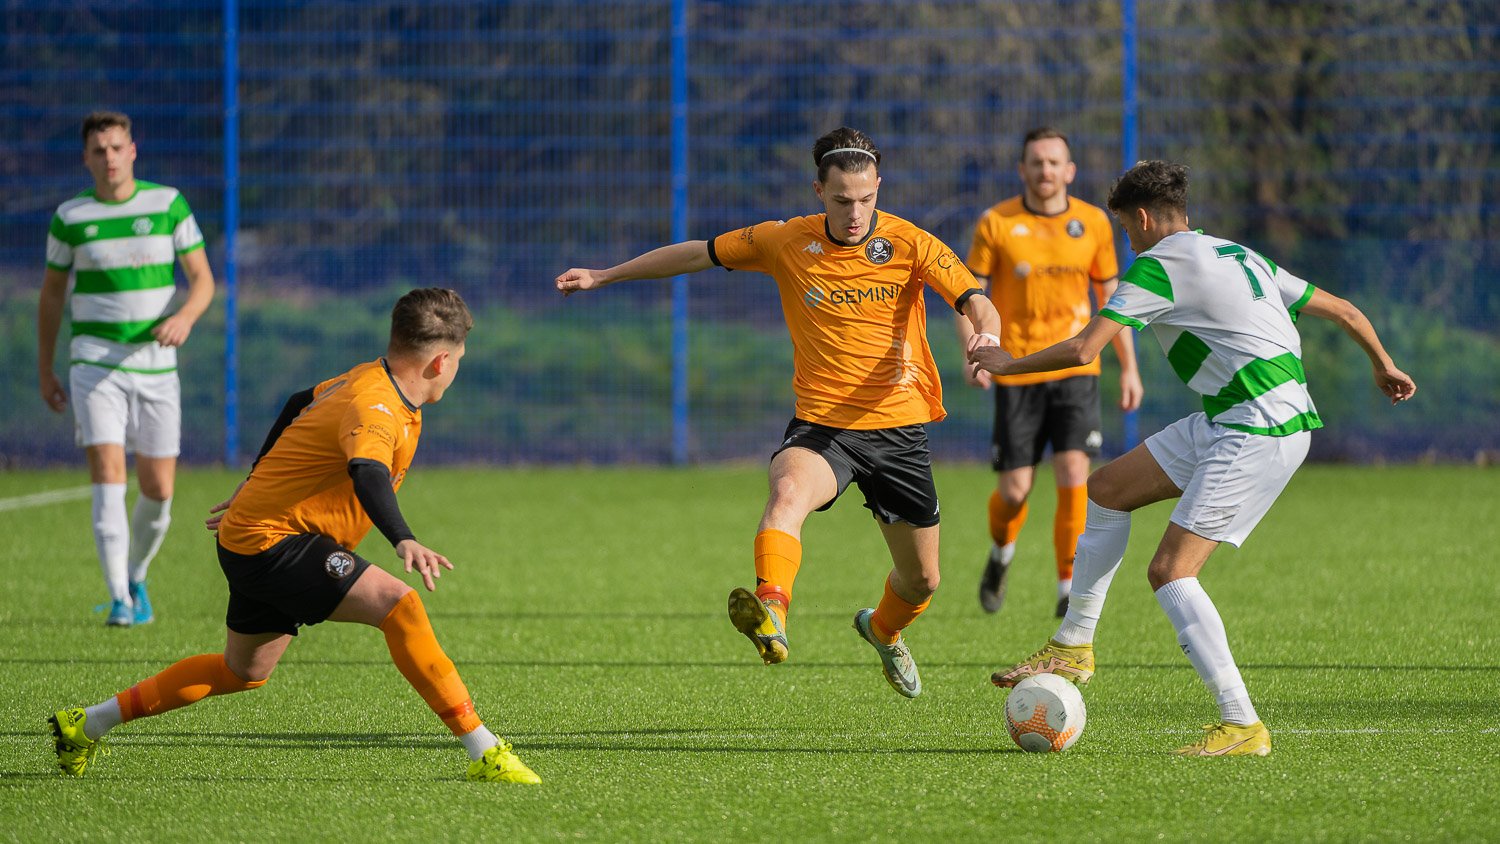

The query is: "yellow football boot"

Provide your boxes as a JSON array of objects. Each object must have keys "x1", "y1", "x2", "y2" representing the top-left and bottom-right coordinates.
[
  {"x1": 1173, "y1": 721, "x2": 1272, "y2": 757},
  {"x1": 991, "y1": 639, "x2": 1095, "y2": 688},
  {"x1": 727, "y1": 587, "x2": 788, "y2": 665},
  {"x1": 48, "y1": 708, "x2": 107, "y2": 776},
  {"x1": 466, "y1": 740, "x2": 541, "y2": 784}
]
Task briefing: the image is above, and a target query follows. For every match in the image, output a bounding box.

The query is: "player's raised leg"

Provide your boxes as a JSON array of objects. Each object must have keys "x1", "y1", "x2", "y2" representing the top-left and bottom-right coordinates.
[
  {"x1": 993, "y1": 444, "x2": 1180, "y2": 687},
  {"x1": 853, "y1": 522, "x2": 938, "y2": 698},
  {"x1": 730, "y1": 447, "x2": 835, "y2": 664},
  {"x1": 49, "y1": 629, "x2": 284, "y2": 776},
  {"x1": 328, "y1": 564, "x2": 539, "y2": 783}
]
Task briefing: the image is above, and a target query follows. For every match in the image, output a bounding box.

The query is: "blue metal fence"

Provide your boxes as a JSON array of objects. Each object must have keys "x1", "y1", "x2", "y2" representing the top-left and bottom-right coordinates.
[{"x1": 2, "y1": 1, "x2": 1495, "y2": 466}]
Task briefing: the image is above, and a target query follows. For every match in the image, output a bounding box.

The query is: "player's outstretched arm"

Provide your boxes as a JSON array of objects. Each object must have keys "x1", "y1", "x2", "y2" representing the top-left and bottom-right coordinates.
[
  {"x1": 971, "y1": 314, "x2": 1124, "y2": 379},
  {"x1": 1299, "y1": 289, "x2": 1416, "y2": 405},
  {"x1": 556, "y1": 240, "x2": 712, "y2": 296}
]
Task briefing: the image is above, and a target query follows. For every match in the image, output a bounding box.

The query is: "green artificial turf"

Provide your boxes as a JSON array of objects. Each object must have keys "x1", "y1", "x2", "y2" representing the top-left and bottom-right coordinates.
[{"x1": 2, "y1": 464, "x2": 1497, "y2": 841}]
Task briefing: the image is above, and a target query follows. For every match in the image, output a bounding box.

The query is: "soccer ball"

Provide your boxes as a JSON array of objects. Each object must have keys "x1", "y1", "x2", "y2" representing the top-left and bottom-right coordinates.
[{"x1": 1004, "y1": 674, "x2": 1086, "y2": 752}]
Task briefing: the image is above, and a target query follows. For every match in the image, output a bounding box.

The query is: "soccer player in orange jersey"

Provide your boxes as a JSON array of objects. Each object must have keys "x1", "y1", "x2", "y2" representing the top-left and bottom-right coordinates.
[
  {"x1": 556, "y1": 127, "x2": 1002, "y2": 698},
  {"x1": 48, "y1": 289, "x2": 540, "y2": 784},
  {"x1": 956, "y1": 127, "x2": 1144, "y2": 618}
]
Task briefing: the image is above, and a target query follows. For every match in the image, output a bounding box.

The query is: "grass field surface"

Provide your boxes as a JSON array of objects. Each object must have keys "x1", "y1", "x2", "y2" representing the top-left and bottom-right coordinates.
[{"x1": 2, "y1": 464, "x2": 1497, "y2": 841}]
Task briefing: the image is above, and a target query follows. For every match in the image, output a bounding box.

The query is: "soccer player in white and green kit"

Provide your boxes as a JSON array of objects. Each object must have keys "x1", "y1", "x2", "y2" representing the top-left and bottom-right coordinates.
[
  {"x1": 37, "y1": 111, "x2": 217, "y2": 627},
  {"x1": 971, "y1": 161, "x2": 1416, "y2": 756}
]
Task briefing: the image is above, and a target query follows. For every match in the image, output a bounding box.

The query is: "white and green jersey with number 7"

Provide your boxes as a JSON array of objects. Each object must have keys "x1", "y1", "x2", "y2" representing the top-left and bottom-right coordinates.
[{"x1": 1099, "y1": 230, "x2": 1322, "y2": 437}]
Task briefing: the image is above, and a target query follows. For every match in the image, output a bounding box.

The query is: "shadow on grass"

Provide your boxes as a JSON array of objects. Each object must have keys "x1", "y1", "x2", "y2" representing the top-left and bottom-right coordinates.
[{"x1": 4, "y1": 655, "x2": 1498, "y2": 673}]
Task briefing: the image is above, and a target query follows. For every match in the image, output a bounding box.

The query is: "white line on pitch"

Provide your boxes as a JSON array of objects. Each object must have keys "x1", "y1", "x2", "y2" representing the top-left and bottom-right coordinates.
[{"x1": 0, "y1": 485, "x2": 93, "y2": 512}]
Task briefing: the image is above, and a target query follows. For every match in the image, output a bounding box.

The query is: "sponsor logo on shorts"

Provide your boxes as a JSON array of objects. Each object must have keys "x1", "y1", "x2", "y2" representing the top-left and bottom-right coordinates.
[
  {"x1": 865, "y1": 236, "x2": 893, "y2": 265},
  {"x1": 1086, "y1": 430, "x2": 1103, "y2": 449},
  {"x1": 325, "y1": 551, "x2": 356, "y2": 579},
  {"x1": 1066, "y1": 218, "x2": 1085, "y2": 238}
]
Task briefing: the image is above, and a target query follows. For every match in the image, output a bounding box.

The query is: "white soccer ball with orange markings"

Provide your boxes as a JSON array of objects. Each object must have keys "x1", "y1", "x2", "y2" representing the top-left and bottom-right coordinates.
[{"x1": 1004, "y1": 674, "x2": 1086, "y2": 752}]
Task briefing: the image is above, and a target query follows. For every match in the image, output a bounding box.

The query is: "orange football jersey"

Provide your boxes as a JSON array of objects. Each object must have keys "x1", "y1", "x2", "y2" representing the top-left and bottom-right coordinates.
[
  {"x1": 218, "y1": 359, "x2": 422, "y2": 554},
  {"x1": 711, "y1": 210, "x2": 981, "y2": 429},
  {"x1": 967, "y1": 197, "x2": 1118, "y2": 386}
]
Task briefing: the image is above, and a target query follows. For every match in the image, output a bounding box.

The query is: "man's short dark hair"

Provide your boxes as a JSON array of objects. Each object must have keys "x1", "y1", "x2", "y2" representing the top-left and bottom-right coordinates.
[
  {"x1": 81, "y1": 111, "x2": 132, "y2": 145},
  {"x1": 812, "y1": 127, "x2": 881, "y2": 182},
  {"x1": 1107, "y1": 160, "x2": 1190, "y2": 218},
  {"x1": 389, "y1": 288, "x2": 473, "y2": 356},
  {"x1": 1020, "y1": 126, "x2": 1070, "y2": 161}
]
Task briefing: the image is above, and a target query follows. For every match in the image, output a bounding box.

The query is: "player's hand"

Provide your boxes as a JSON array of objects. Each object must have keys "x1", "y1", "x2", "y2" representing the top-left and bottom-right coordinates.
[
  {"x1": 963, "y1": 333, "x2": 999, "y2": 388},
  {"x1": 396, "y1": 539, "x2": 453, "y2": 592},
  {"x1": 1374, "y1": 365, "x2": 1416, "y2": 405},
  {"x1": 968, "y1": 344, "x2": 1014, "y2": 377},
  {"x1": 205, "y1": 480, "x2": 246, "y2": 531},
  {"x1": 152, "y1": 313, "x2": 194, "y2": 347},
  {"x1": 1118, "y1": 368, "x2": 1144, "y2": 412},
  {"x1": 39, "y1": 371, "x2": 68, "y2": 412},
  {"x1": 555, "y1": 268, "x2": 604, "y2": 297}
]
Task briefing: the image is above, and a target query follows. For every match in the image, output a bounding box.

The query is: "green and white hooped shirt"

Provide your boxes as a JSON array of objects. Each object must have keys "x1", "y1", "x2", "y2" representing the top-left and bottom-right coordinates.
[
  {"x1": 1099, "y1": 230, "x2": 1322, "y2": 437},
  {"x1": 45, "y1": 181, "x2": 204, "y2": 374}
]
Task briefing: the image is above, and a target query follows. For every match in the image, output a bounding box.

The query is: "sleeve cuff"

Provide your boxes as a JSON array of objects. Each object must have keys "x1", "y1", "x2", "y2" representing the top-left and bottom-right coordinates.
[
  {"x1": 953, "y1": 287, "x2": 983, "y2": 314},
  {"x1": 706, "y1": 235, "x2": 724, "y2": 268},
  {"x1": 1098, "y1": 308, "x2": 1145, "y2": 330}
]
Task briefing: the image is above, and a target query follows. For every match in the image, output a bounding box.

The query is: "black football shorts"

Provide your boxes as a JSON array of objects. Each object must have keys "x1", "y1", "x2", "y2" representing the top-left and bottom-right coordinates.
[
  {"x1": 218, "y1": 533, "x2": 372, "y2": 636},
  {"x1": 775, "y1": 418, "x2": 940, "y2": 527}
]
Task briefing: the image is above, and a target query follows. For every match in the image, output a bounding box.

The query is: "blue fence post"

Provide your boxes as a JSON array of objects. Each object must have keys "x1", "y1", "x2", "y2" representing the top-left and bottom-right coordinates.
[
  {"x1": 223, "y1": 0, "x2": 241, "y2": 466},
  {"x1": 1119, "y1": 0, "x2": 1140, "y2": 451},
  {"x1": 670, "y1": 0, "x2": 690, "y2": 465}
]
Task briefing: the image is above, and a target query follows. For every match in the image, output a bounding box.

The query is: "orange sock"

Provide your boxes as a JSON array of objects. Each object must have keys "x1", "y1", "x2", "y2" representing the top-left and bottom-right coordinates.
[
  {"x1": 380, "y1": 591, "x2": 481, "y2": 736},
  {"x1": 869, "y1": 575, "x2": 932, "y2": 645},
  {"x1": 987, "y1": 489, "x2": 1029, "y2": 548},
  {"x1": 116, "y1": 653, "x2": 266, "y2": 723},
  {"x1": 1054, "y1": 484, "x2": 1088, "y2": 582},
  {"x1": 754, "y1": 529, "x2": 801, "y2": 622}
]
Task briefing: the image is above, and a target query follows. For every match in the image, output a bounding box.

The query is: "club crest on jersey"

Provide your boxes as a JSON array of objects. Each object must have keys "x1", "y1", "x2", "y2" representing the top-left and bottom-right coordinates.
[
  {"x1": 865, "y1": 237, "x2": 893, "y2": 265},
  {"x1": 132, "y1": 217, "x2": 153, "y2": 236},
  {"x1": 804, "y1": 287, "x2": 827, "y2": 308},
  {"x1": 325, "y1": 551, "x2": 356, "y2": 579},
  {"x1": 1066, "y1": 218, "x2": 1085, "y2": 238}
]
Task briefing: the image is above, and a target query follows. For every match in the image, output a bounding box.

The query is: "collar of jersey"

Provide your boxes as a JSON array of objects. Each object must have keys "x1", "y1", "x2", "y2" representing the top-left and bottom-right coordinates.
[
  {"x1": 1019, "y1": 195, "x2": 1072, "y2": 219},
  {"x1": 822, "y1": 209, "x2": 880, "y2": 248},
  {"x1": 85, "y1": 181, "x2": 143, "y2": 206},
  {"x1": 379, "y1": 357, "x2": 420, "y2": 412}
]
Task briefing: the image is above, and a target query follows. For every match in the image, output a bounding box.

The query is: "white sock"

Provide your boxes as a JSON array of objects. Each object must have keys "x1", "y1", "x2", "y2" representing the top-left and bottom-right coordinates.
[
  {"x1": 82, "y1": 697, "x2": 122, "y2": 741},
  {"x1": 459, "y1": 724, "x2": 500, "y2": 760},
  {"x1": 990, "y1": 541, "x2": 1016, "y2": 566},
  {"x1": 92, "y1": 484, "x2": 130, "y2": 603},
  {"x1": 127, "y1": 495, "x2": 172, "y2": 583},
  {"x1": 1155, "y1": 577, "x2": 1259, "y2": 725},
  {"x1": 1057, "y1": 578, "x2": 1072, "y2": 600},
  {"x1": 1052, "y1": 501, "x2": 1130, "y2": 646}
]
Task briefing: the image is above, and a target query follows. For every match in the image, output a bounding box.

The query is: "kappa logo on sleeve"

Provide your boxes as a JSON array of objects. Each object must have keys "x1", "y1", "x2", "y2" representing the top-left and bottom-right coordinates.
[{"x1": 369, "y1": 403, "x2": 393, "y2": 418}]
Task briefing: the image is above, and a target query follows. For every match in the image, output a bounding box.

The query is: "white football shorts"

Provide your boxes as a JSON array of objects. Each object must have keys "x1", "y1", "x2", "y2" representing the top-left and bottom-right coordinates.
[
  {"x1": 1145, "y1": 412, "x2": 1310, "y2": 548},
  {"x1": 70, "y1": 363, "x2": 182, "y2": 457}
]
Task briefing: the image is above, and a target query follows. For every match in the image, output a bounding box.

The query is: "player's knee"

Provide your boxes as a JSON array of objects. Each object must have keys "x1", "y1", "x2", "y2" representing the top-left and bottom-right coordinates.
[
  {"x1": 916, "y1": 571, "x2": 941, "y2": 595},
  {"x1": 1145, "y1": 561, "x2": 1174, "y2": 592},
  {"x1": 224, "y1": 654, "x2": 275, "y2": 685},
  {"x1": 1085, "y1": 469, "x2": 1125, "y2": 510}
]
